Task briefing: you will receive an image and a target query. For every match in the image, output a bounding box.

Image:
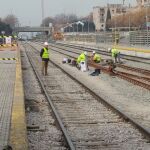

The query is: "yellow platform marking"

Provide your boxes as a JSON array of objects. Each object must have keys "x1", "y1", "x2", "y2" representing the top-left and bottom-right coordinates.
[
  {"x1": 0, "y1": 58, "x2": 17, "y2": 60},
  {"x1": 9, "y1": 48, "x2": 28, "y2": 149},
  {"x1": 113, "y1": 45, "x2": 150, "y2": 53}
]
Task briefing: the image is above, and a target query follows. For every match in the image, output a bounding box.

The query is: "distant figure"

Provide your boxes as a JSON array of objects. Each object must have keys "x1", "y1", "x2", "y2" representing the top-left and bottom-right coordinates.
[
  {"x1": 109, "y1": 47, "x2": 121, "y2": 63},
  {"x1": 77, "y1": 51, "x2": 88, "y2": 71},
  {"x1": 40, "y1": 42, "x2": 49, "y2": 75},
  {"x1": 90, "y1": 51, "x2": 101, "y2": 76}
]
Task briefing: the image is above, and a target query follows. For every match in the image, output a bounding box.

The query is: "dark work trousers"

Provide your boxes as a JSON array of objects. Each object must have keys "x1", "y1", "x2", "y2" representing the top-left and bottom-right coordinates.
[{"x1": 42, "y1": 60, "x2": 49, "y2": 75}]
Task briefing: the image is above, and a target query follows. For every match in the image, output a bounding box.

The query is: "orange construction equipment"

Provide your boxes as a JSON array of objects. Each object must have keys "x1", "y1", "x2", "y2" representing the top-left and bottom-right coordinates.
[{"x1": 53, "y1": 32, "x2": 63, "y2": 40}]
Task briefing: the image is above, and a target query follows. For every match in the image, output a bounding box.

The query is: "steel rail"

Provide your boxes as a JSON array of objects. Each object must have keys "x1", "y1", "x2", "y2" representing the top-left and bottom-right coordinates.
[
  {"x1": 115, "y1": 71, "x2": 150, "y2": 82},
  {"x1": 23, "y1": 44, "x2": 75, "y2": 150},
  {"x1": 55, "y1": 42, "x2": 150, "y2": 64},
  {"x1": 49, "y1": 43, "x2": 150, "y2": 77},
  {"x1": 117, "y1": 64, "x2": 150, "y2": 76},
  {"x1": 36, "y1": 42, "x2": 150, "y2": 75},
  {"x1": 30, "y1": 42, "x2": 150, "y2": 90},
  {"x1": 28, "y1": 42, "x2": 150, "y2": 140},
  {"x1": 115, "y1": 72, "x2": 150, "y2": 90}
]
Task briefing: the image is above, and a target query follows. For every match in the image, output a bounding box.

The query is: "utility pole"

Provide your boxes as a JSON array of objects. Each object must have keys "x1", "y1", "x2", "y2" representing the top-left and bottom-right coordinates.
[
  {"x1": 129, "y1": 3, "x2": 131, "y2": 32},
  {"x1": 41, "y1": 0, "x2": 46, "y2": 40},
  {"x1": 123, "y1": 0, "x2": 125, "y2": 5},
  {"x1": 145, "y1": 0, "x2": 150, "y2": 46},
  {"x1": 41, "y1": 0, "x2": 44, "y2": 27}
]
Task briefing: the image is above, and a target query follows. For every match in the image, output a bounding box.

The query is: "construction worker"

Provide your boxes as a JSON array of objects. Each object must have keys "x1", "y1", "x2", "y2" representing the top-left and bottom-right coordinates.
[
  {"x1": 40, "y1": 42, "x2": 49, "y2": 75},
  {"x1": 77, "y1": 51, "x2": 88, "y2": 71},
  {"x1": 110, "y1": 47, "x2": 120, "y2": 63},
  {"x1": 92, "y1": 51, "x2": 101, "y2": 63},
  {"x1": 90, "y1": 51, "x2": 101, "y2": 76}
]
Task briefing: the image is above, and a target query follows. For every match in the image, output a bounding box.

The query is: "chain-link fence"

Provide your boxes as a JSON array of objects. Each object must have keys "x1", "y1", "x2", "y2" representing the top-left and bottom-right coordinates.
[{"x1": 63, "y1": 31, "x2": 150, "y2": 47}]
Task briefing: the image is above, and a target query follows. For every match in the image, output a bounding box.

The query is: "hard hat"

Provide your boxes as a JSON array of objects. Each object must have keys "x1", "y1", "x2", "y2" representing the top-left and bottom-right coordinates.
[
  {"x1": 84, "y1": 51, "x2": 87, "y2": 55},
  {"x1": 44, "y1": 42, "x2": 48, "y2": 46},
  {"x1": 92, "y1": 51, "x2": 96, "y2": 54},
  {"x1": 108, "y1": 48, "x2": 111, "y2": 52}
]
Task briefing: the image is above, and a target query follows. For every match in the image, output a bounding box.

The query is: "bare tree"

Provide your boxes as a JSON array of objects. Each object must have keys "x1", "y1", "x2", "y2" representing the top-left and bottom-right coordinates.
[
  {"x1": 41, "y1": 13, "x2": 78, "y2": 31},
  {"x1": 106, "y1": 7, "x2": 148, "y2": 29},
  {"x1": 41, "y1": 17, "x2": 54, "y2": 27},
  {"x1": 3, "y1": 14, "x2": 19, "y2": 29},
  {"x1": 54, "y1": 13, "x2": 78, "y2": 25}
]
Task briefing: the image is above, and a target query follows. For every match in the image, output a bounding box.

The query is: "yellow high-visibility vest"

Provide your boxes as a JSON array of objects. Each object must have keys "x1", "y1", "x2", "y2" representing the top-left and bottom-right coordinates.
[{"x1": 42, "y1": 48, "x2": 49, "y2": 59}]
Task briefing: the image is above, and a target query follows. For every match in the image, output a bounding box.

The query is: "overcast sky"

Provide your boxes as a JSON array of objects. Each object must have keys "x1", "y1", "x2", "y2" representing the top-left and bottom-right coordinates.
[{"x1": 0, "y1": 0, "x2": 137, "y2": 26}]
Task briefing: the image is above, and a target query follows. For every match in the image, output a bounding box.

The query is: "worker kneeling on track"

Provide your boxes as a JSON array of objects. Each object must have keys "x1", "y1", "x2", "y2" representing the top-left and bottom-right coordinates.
[
  {"x1": 90, "y1": 51, "x2": 101, "y2": 76},
  {"x1": 40, "y1": 42, "x2": 50, "y2": 76},
  {"x1": 77, "y1": 51, "x2": 88, "y2": 72}
]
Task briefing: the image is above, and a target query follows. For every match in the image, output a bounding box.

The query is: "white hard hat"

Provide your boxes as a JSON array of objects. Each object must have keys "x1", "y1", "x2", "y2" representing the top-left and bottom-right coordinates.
[
  {"x1": 44, "y1": 42, "x2": 48, "y2": 46},
  {"x1": 84, "y1": 51, "x2": 87, "y2": 55},
  {"x1": 108, "y1": 48, "x2": 111, "y2": 52},
  {"x1": 92, "y1": 51, "x2": 96, "y2": 54}
]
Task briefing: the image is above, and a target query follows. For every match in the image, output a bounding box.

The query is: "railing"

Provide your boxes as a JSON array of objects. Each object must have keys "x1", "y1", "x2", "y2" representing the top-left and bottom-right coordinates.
[
  {"x1": 63, "y1": 31, "x2": 150, "y2": 47},
  {"x1": 130, "y1": 30, "x2": 150, "y2": 46}
]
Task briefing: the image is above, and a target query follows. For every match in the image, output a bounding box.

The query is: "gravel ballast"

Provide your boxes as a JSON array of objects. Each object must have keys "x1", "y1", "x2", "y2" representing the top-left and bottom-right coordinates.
[{"x1": 21, "y1": 45, "x2": 67, "y2": 150}]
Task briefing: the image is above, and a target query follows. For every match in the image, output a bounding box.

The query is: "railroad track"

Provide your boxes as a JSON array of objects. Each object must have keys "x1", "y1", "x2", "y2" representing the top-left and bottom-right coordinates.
[
  {"x1": 54, "y1": 42, "x2": 150, "y2": 65},
  {"x1": 48, "y1": 43, "x2": 150, "y2": 74},
  {"x1": 21, "y1": 45, "x2": 73, "y2": 150},
  {"x1": 33, "y1": 42, "x2": 150, "y2": 90},
  {"x1": 117, "y1": 64, "x2": 150, "y2": 76},
  {"x1": 22, "y1": 42, "x2": 150, "y2": 149}
]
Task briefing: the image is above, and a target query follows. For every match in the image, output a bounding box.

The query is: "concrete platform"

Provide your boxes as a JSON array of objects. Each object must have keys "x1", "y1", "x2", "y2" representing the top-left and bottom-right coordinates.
[{"x1": 0, "y1": 47, "x2": 28, "y2": 149}]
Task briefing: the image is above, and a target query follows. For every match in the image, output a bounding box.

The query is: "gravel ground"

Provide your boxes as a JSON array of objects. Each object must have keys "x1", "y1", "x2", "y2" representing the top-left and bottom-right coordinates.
[
  {"x1": 20, "y1": 44, "x2": 67, "y2": 150},
  {"x1": 49, "y1": 51, "x2": 150, "y2": 129},
  {"x1": 24, "y1": 43, "x2": 150, "y2": 149},
  {"x1": 27, "y1": 41, "x2": 150, "y2": 130}
]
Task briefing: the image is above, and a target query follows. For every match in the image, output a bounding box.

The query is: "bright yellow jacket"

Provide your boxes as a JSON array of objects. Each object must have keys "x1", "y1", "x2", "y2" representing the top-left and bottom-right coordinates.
[
  {"x1": 111, "y1": 48, "x2": 119, "y2": 57},
  {"x1": 93, "y1": 54, "x2": 101, "y2": 63},
  {"x1": 77, "y1": 53, "x2": 86, "y2": 64},
  {"x1": 42, "y1": 48, "x2": 49, "y2": 59}
]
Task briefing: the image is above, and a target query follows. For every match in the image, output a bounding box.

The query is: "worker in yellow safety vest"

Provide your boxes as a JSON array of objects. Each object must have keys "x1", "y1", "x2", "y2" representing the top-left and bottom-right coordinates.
[
  {"x1": 110, "y1": 47, "x2": 121, "y2": 63},
  {"x1": 77, "y1": 51, "x2": 88, "y2": 71},
  {"x1": 40, "y1": 42, "x2": 50, "y2": 75},
  {"x1": 90, "y1": 51, "x2": 101, "y2": 76},
  {"x1": 92, "y1": 51, "x2": 101, "y2": 63},
  {"x1": 77, "y1": 51, "x2": 87, "y2": 64}
]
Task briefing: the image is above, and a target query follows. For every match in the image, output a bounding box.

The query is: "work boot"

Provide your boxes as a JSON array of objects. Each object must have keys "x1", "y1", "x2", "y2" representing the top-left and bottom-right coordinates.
[
  {"x1": 94, "y1": 69, "x2": 100, "y2": 76},
  {"x1": 90, "y1": 71, "x2": 96, "y2": 76},
  {"x1": 90, "y1": 70, "x2": 100, "y2": 76}
]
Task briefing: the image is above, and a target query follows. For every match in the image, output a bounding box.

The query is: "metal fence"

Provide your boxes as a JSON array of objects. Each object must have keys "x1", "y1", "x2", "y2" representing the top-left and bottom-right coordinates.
[
  {"x1": 130, "y1": 30, "x2": 150, "y2": 46},
  {"x1": 63, "y1": 31, "x2": 150, "y2": 47}
]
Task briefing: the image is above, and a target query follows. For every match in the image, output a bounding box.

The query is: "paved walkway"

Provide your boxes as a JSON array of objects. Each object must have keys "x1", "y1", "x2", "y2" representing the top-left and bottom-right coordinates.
[{"x1": 0, "y1": 49, "x2": 17, "y2": 148}]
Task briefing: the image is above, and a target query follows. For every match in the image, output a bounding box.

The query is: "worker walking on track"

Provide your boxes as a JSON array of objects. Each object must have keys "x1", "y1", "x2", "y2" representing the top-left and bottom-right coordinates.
[
  {"x1": 110, "y1": 47, "x2": 120, "y2": 63},
  {"x1": 77, "y1": 51, "x2": 88, "y2": 71},
  {"x1": 90, "y1": 51, "x2": 101, "y2": 76},
  {"x1": 40, "y1": 42, "x2": 50, "y2": 75}
]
